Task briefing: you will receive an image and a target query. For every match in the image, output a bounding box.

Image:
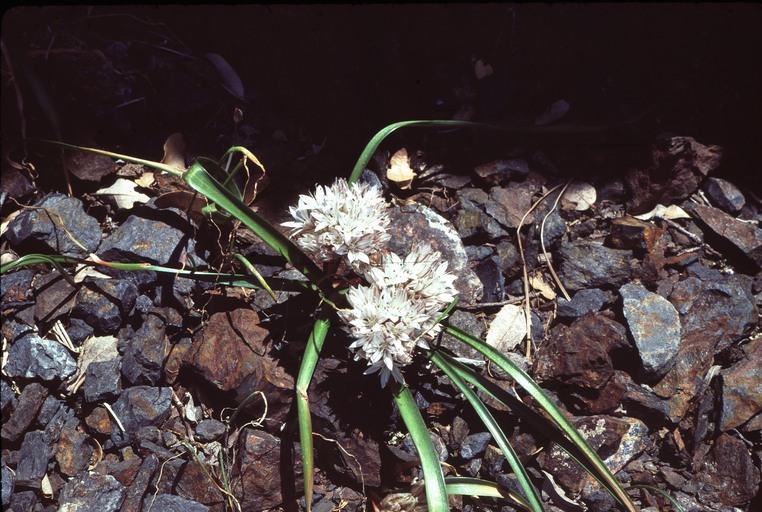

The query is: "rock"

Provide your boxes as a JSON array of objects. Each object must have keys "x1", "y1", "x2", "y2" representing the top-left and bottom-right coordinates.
[
  {"x1": 473, "y1": 158, "x2": 529, "y2": 185},
  {"x1": 120, "y1": 453, "x2": 158, "y2": 512},
  {"x1": 719, "y1": 337, "x2": 762, "y2": 431},
  {"x1": 55, "y1": 417, "x2": 95, "y2": 477},
  {"x1": 495, "y1": 239, "x2": 521, "y2": 277},
  {"x1": 459, "y1": 432, "x2": 492, "y2": 459},
  {"x1": 541, "y1": 415, "x2": 649, "y2": 494},
  {"x1": 59, "y1": 472, "x2": 126, "y2": 512},
  {"x1": 4, "y1": 333, "x2": 77, "y2": 381},
  {"x1": 608, "y1": 216, "x2": 664, "y2": 252},
  {"x1": 655, "y1": 272, "x2": 758, "y2": 421},
  {"x1": 1, "y1": 268, "x2": 34, "y2": 304},
  {"x1": 686, "y1": 202, "x2": 762, "y2": 267},
  {"x1": 534, "y1": 313, "x2": 630, "y2": 413},
  {"x1": 109, "y1": 386, "x2": 172, "y2": 448},
  {"x1": 619, "y1": 283, "x2": 681, "y2": 380},
  {"x1": 195, "y1": 419, "x2": 227, "y2": 442},
  {"x1": 98, "y1": 202, "x2": 199, "y2": 265},
  {"x1": 697, "y1": 433, "x2": 761, "y2": 508},
  {"x1": 556, "y1": 288, "x2": 612, "y2": 318},
  {"x1": 40, "y1": 395, "x2": 75, "y2": 444},
  {"x1": 5, "y1": 192, "x2": 102, "y2": 257},
  {"x1": 485, "y1": 183, "x2": 538, "y2": 229},
  {"x1": 453, "y1": 196, "x2": 507, "y2": 241},
  {"x1": 185, "y1": 309, "x2": 293, "y2": 416},
  {"x1": 72, "y1": 277, "x2": 138, "y2": 333},
  {"x1": 705, "y1": 176, "x2": 745, "y2": 214},
  {"x1": 14, "y1": 430, "x2": 51, "y2": 487},
  {"x1": 386, "y1": 202, "x2": 483, "y2": 303},
  {"x1": 439, "y1": 310, "x2": 486, "y2": 361},
  {"x1": 84, "y1": 358, "x2": 123, "y2": 402},
  {"x1": 33, "y1": 272, "x2": 78, "y2": 326},
  {"x1": 1, "y1": 382, "x2": 48, "y2": 443},
  {"x1": 150, "y1": 494, "x2": 210, "y2": 512},
  {"x1": 121, "y1": 310, "x2": 167, "y2": 385},
  {"x1": 0, "y1": 379, "x2": 17, "y2": 417},
  {"x1": 556, "y1": 240, "x2": 633, "y2": 292},
  {"x1": 8, "y1": 490, "x2": 37, "y2": 511},
  {"x1": 473, "y1": 255, "x2": 504, "y2": 302},
  {"x1": 617, "y1": 372, "x2": 673, "y2": 423},
  {"x1": 233, "y1": 428, "x2": 300, "y2": 511},
  {"x1": 1, "y1": 460, "x2": 13, "y2": 505}
]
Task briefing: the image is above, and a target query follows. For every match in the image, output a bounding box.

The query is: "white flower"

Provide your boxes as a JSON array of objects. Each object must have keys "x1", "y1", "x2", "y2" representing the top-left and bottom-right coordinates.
[
  {"x1": 282, "y1": 178, "x2": 391, "y2": 268},
  {"x1": 340, "y1": 244, "x2": 459, "y2": 386}
]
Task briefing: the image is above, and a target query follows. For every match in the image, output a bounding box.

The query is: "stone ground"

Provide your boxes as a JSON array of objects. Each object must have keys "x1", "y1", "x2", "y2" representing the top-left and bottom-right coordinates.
[{"x1": 1, "y1": 5, "x2": 761, "y2": 512}]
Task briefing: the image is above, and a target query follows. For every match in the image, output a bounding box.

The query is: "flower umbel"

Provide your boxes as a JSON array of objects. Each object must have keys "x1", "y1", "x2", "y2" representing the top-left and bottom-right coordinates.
[
  {"x1": 282, "y1": 178, "x2": 391, "y2": 269},
  {"x1": 340, "y1": 244, "x2": 459, "y2": 386}
]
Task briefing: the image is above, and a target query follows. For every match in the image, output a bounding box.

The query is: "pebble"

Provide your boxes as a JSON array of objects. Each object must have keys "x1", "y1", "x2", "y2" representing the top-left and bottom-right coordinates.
[
  {"x1": 121, "y1": 311, "x2": 166, "y2": 385},
  {"x1": 1, "y1": 460, "x2": 13, "y2": 505},
  {"x1": 72, "y1": 277, "x2": 138, "y2": 333},
  {"x1": 109, "y1": 386, "x2": 173, "y2": 448},
  {"x1": 84, "y1": 358, "x2": 123, "y2": 402},
  {"x1": 556, "y1": 288, "x2": 611, "y2": 318},
  {"x1": 149, "y1": 494, "x2": 210, "y2": 512},
  {"x1": 686, "y1": 203, "x2": 762, "y2": 267},
  {"x1": 620, "y1": 283, "x2": 681, "y2": 380},
  {"x1": 459, "y1": 432, "x2": 492, "y2": 459},
  {"x1": 59, "y1": 472, "x2": 127, "y2": 512},
  {"x1": 705, "y1": 177, "x2": 746, "y2": 214},
  {"x1": 556, "y1": 240, "x2": 633, "y2": 291},
  {"x1": 195, "y1": 419, "x2": 227, "y2": 442},
  {"x1": 4, "y1": 333, "x2": 77, "y2": 381},
  {"x1": 719, "y1": 337, "x2": 762, "y2": 431},
  {"x1": 1, "y1": 382, "x2": 48, "y2": 443},
  {"x1": 14, "y1": 430, "x2": 50, "y2": 487}
]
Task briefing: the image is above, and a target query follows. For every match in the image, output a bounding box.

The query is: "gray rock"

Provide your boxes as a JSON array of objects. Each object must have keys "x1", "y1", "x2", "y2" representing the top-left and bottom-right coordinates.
[
  {"x1": 1, "y1": 460, "x2": 14, "y2": 505},
  {"x1": 41, "y1": 395, "x2": 75, "y2": 445},
  {"x1": 120, "y1": 453, "x2": 159, "y2": 512},
  {"x1": 0, "y1": 379, "x2": 17, "y2": 416},
  {"x1": 474, "y1": 255, "x2": 504, "y2": 302},
  {"x1": 686, "y1": 203, "x2": 762, "y2": 267},
  {"x1": 0, "y1": 382, "x2": 47, "y2": 443},
  {"x1": 8, "y1": 491, "x2": 37, "y2": 511},
  {"x1": 453, "y1": 196, "x2": 508, "y2": 241},
  {"x1": 697, "y1": 433, "x2": 761, "y2": 508},
  {"x1": 386, "y1": 203, "x2": 483, "y2": 304},
  {"x1": 556, "y1": 288, "x2": 611, "y2": 318},
  {"x1": 14, "y1": 430, "x2": 50, "y2": 487},
  {"x1": 557, "y1": 241, "x2": 633, "y2": 292},
  {"x1": 59, "y1": 473, "x2": 126, "y2": 512},
  {"x1": 5, "y1": 192, "x2": 102, "y2": 257},
  {"x1": 485, "y1": 183, "x2": 538, "y2": 229},
  {"x1": 121, "y1": 312, "x2": 166, "y2": 385},
  {"x1": 620, "y1": 283, "x2": 681, "y2": 380},
  {"x1": 705, "y1": 177, "x2": 746, "y2": 214},
  {"x1": 719, "y1": 337, "x2": 762, "y2": 431},
  {"x1": 459, "y1": 432, "x2": 492, "y2": 459},
  {"x1": 195, "y1": 419, "x2": 227, "y2": 442},
  {"x1": 464, "y1": 245, "x2": 493, "y2": 261},
  {"x1": 4, "y1": 334, "x2": 76, "y2": 381},
  {"x1": 84, "y1": 358, "x2": 123, "y2": 402},
  {"x1": 72, "y1": 277, "x2": 138, "y2": 333},
  {"x1": 110, "y1": 386, "x2": 172, "y2": 448},
  {"x1": 150, "y1": 494, "x2": 210, "y2": 512},
  {"x1": 0, "y1": 268, "x2": 34, "y2": 302},
  {"x1": 440, "y1": 310, "x2": 486, "y2": 361}
]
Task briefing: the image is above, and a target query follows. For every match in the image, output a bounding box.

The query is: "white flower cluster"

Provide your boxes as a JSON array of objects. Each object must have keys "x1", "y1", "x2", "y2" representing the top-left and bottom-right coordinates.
[
  {"x1": 338, "y1": 244, "x2": 458, "y2": 386},
  {"x1": 282, "y1": 178, "x2": 391, "y2": 270},
  {"x1": 284, "y1": 178, "x2": 458, "y2": 386}
]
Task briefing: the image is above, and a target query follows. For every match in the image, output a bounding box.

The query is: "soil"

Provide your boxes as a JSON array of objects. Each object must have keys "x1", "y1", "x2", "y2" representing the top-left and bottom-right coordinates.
[{"x1": 1, "y1": 5, "x2": 761, "y2": 512}]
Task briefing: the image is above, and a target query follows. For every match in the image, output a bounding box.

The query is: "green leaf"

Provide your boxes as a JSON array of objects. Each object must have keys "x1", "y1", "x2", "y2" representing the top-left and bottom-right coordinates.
[
  {"x1": 444, "y1": 477, "x2": 531, "y2": 511},
  {"x1": 393, "y1": 383, "x2": 449, "y2": 512}
]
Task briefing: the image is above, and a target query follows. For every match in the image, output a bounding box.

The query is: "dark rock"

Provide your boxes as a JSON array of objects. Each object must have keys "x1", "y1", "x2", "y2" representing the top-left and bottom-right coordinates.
[
  {"x1": 8, "y1": 490, "x2": 37, "y2": 511},
  {"x1": 386, "y1": 203, "x2": 483, "y2": 304},
  {"x1": 72, "y1": 277, "x2": 138, "y2": 333},
  {"x1": 1, "y1": 382, "x2": 48, "y2": 443},
  {"x1": 439, "y1": 310, "x2": 486, "y2": 361},
  {"x1": 2, "y1": 460, "x2": 14, "y2": 505},
  {"x1": 719, "y1": 337, "x2": 762, "y2": 431},
  {"x1": 84, "y1": 358, "x2": 123, "y2": 402},
  {"x1": 617, "y1": 372, "x2": 673, "y2": 423},
  {"x1": 195, "y1": 419, "x2": 227, "y2": 442},
  {"x1": 540, "y1": 415, "x2": 648, "y2": 494},
  {"x1": 556, "y1": 241, "x2": 633, "y2": 292},
  {"x1": 1, "y1": 268, "x2": 34, "y2": 303},
  {"x1": 705, "y1": 176, "x2": 746, "y2": 214},
  {"x1": 608, "y1": 216, "x2": 664, "y2": 253},
  {"x1": 166, "y1": 459, "x2": 226, "y2": 507},
  {"x1": 110, "y1": 386, "x2": 172, "y2": 448},
  {"x1": 97, "y1": 203, "x2": 199, "y2": 265},
  {"x1": 620, "y1": 283, "x2": 681, "y2": 380},
  {"x1": 656, "y1": 272, "x2": 758, "y2": 421},
  {"x1": 625, "y1": 136, "x2": 722, "y2": 215},
  {"x1": 0, "y1": 378, "x2": 17, "y2": 417},
  {"x1": 33, "y1": 272, "x2": 78, "y2": 326},
  {"x1": 41, "y1": 395, "x2": 75, "y2": 445},
  {"x1": 150, "y1": 494, "x2": 210, "y2": 512},
  {"x1": 485, "y1": 183, "x2": 539, "y2": 229},
  {"x1": 686, "y1": 202, "x2": 762, "y2": 267},
  {"x1": 459, "y1": 432, "x2": 492, "y2": 459},
  {"x1": 0, "y1": 167, "x2": 35, "y2": 200},
  {"x1": 5, "y1": 192, "x2": 102, "y2": 257},
  {"x1": 495, "y1": 240, "x2": 521, "y2": 277},
  {"x1": 233, "y1": 428, "x2": 300, "y2": 510},
  {"x1": 473, "y1": 158, "x2": 529, "y2": 184},
  {"x1": 474, "y1": 255, "x2": 505, "y2": 302},
  {"x1": 120, "y1": 453, "x2": 158, "y2": 512},
  {"x1": 3, "y1": 333, "x2": 77, "y2": 381},
  {"x1": 534, "y1": 313, "x2": 629, "y2": 413},
  {"x1": 59, "y1": 472, "x2": 126, "y2": 512},
  {"x1": 185, "y1": 309, "x2": 293, "y2": 419},
  {"x1": 556, "y1": 288, "x2": 612, "y2": 318},
  {"x1": 464, "y1": 244, "x2": 493, "y2": 261},
  {"x1": 121, "y1": 311, "x2": 166, "y2": 385},
  {"x1": 14, "y1": 430, "x2": 51, "y2": 488},
  {"x1": 85, "y1": 406, "x2": 112, "y2": 437},
  {"x1": 697, "y1": 433, "x2": 761, "y2": 508},
  {"x1": 66, "y1": 317, "x2": 95, "y2": 345},
  {"x1": 55, "y1": 417, "x2": 95, "y2": 477},
  {"x1": 453, "y1": 196, "x2": 507, "y2": 241}
]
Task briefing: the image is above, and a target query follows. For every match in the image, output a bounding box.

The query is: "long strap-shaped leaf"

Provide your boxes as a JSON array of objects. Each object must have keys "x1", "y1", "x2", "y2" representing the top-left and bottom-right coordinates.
[
  {"x1": 429, "y1": 350, "x2": 544, "y2": 512},
  {"x1": 183, "y1": 162, "x2": 326, "y2": 286},
  {"x1": 296, "y1": 314, "x2": 331, "y2": 512},
  {"x1": 393, "y1": 383, "x2": 449, "y2": 512},
  {"x1": 442, "y1": 323, "x2": 637, "y2": 512}
]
